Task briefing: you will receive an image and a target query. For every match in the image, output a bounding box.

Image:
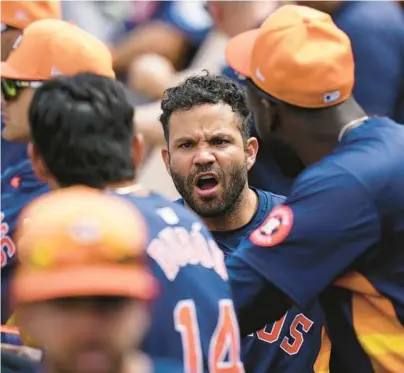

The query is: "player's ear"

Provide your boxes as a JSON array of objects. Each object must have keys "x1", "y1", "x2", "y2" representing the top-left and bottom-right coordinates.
[
  {"x1": 161, "y1": 148, "x2": 171, "y2": 176},
  {"x1": 132, "y1": 134, "x2": 145, "y2": 170},
  {"x1": 245, "y1": 137, "x2": 259, "y2": 171},
  {"x1": 27, "y1": 143, "x2": 51, "y2": 183}
]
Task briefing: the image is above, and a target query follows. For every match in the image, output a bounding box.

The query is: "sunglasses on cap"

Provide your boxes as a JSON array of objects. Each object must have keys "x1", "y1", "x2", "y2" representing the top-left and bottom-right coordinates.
[{"x1": 1, "y1": 79, "x2": 43, "y2": 101}]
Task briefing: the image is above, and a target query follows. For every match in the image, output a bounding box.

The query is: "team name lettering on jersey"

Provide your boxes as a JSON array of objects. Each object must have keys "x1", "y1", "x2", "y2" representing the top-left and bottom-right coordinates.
[
  {"x1": 148, "y1": 209, "x2": 228, "y2": 281},
  {"x1": 248, "y1": 312, "x2": 314, "y2": 355},
  {"x1": 148, "y1": 222, "x2": 227, "y2": 281},
  {"x1": 1, "y1": 212, "x2": 16, "y2": 268}
]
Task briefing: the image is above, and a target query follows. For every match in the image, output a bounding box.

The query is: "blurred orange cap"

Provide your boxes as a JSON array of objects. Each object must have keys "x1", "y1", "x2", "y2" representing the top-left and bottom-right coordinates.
[
  {"x1": 1, "y1": 19, "x2": 115, "y2": 81},
  {"x1": 225, "y1": 5, "x2": 354, "y2": 108},
  {"x1": 12, "y1": 186, "x2": 158, "y2": 305},
  {"x1": 1, "y1": 0, "x2": 61, "y2": 30}
]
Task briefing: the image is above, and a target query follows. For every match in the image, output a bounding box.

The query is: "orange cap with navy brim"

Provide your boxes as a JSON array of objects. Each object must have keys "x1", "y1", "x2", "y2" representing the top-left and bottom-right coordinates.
[
  {"x1": 1, "y1": 19, "x2": 115, "y2": 81},
  {"x1": 12, "y1": 186, "x2": 158, "y2": 305},
  {"x1": 1, "y1": 0, "x2": 61, "y2": 30},
  {"x1": 225, "y1": 5, "x2": 354, "y2": 108}
]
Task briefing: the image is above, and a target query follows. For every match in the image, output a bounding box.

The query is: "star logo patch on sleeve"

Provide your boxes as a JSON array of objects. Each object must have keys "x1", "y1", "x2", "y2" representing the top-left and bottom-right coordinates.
[{"x1": 250, "y1": 205, "x2": 294, "y2": 247}]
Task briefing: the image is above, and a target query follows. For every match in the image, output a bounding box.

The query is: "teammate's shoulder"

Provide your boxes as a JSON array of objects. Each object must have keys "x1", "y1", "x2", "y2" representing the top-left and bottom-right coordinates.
[
  {"x1": 121, "y1": 192, "x2": 203, "y2": 226},
  {"x1": 174, "y1": 197, "x2": 185, "y2": 206},
  {"x1": 256, "y1": 188, "x2": 286, "y2": 206},
  {"x1": 147, "y1": 193, "x2": 199, "y2": 220},
  {"x1": 330, "y1": 117, "x2": 404, "y2": 188},
  {"x1": 290, "y1": 118, "x2": 404, "y2": 198},
  {"x1": 2, "y1": 158, "x2": 48, "y2": 194}
]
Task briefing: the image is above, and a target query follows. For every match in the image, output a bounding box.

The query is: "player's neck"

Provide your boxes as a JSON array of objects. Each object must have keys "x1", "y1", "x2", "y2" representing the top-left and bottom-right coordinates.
[
  {"x1": 105, "y1": 179, "x2": 139, "y2": 190},
  {"x1": 50, "y1": 180, "x2": 142, "y2": 193},
  {"x1": 294, "y1": 100, "x2": 367, "y2": 166},
  {"x1": 105, "y1": 180, "x2": 147, "y2": 195},
  {"x1": 203, "y1": 186, "x2": 258, "y2": 232}
]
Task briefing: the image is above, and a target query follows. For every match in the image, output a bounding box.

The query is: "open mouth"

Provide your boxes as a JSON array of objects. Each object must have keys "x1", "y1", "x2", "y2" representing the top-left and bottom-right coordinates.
[{"x1": 195, "y1": 173, "x2": 219, "y2": 196}]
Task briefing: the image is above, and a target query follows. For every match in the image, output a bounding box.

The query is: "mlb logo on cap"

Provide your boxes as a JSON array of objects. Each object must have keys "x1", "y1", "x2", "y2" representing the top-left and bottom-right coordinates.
[
  {"x1": 323, "y1": 91, "x2": 341, "y2": 104},
  {"x1": 225, "y1": 5, "x2": 355, "y2": 109}
]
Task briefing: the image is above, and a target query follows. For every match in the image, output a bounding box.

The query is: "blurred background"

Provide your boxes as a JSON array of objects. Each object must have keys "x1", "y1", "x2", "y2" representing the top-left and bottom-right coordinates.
[{"x1": 8, "y1": 1, "x2": 404, "y2": 199}]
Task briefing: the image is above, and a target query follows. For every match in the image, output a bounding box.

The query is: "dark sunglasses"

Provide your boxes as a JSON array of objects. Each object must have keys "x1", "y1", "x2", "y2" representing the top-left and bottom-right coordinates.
[
  {"x1": 1, "y1": 24, "x2": 19, "y2": 33},
  {"x1": 1, "y1": 78, "x2": 43, "y2": 100}
]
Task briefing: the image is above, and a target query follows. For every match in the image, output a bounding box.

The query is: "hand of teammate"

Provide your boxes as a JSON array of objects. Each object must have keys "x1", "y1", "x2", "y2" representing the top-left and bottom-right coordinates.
[
  {"x1": 1, "y1": 350, "x2": 40, "y2": 373},
  {"x1": 128, "y1": 53, "x2": 175, "y2": 99}
]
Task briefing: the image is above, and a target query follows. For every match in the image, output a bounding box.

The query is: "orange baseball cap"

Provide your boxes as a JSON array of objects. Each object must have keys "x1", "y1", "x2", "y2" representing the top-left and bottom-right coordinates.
[
  {"x1": 1, "y1": 19, "x2": 115, "y2": 81},
  {"x1": 12, "y1": 186, "x2": 158, "y2": 305},
  {"x1": 225, "y1": 5, "x2": 354, "y2": 108},
  {"x1": 1, "y1": 0, "x2": 61, "y2": 30}
]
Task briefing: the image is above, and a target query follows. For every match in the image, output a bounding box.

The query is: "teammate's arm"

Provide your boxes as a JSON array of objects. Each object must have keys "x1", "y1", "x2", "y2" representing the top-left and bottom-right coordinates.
[
  {"x1": 227, "y1": 163, "x2": 381, "y2": 336},
  {"x1": 225, "y1": 255, "x2": 290, "y2": 337}
]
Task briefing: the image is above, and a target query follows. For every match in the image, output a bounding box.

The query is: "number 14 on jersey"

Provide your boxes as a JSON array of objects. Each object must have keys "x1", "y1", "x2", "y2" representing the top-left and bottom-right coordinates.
[{"x1": 174, "y1": 299, "x2": 244, "y2": 373}]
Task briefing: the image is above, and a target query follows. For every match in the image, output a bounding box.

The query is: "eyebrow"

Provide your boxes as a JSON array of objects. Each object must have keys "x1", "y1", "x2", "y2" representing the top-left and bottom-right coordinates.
[
  {"x1": 173, "y1": 136, "x2": 194, "y2": 146},
  {"x1": 173, "y1": 132, "x2": 235, "y2": 145}
]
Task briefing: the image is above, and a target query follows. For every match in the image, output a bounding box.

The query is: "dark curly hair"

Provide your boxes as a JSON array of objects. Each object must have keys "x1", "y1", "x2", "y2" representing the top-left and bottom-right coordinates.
[{"x1": 159, "y1": 71, "x2": 251, "y2": 143}]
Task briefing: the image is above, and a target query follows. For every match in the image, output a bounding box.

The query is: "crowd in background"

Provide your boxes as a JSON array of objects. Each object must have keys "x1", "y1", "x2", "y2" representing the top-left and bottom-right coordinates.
[
  {"x1": 2, "y1": 2, "x2": 404, "y2": 373},
  {"x1": 35, "y1": 0, "x2": 404, "y2": 199}
]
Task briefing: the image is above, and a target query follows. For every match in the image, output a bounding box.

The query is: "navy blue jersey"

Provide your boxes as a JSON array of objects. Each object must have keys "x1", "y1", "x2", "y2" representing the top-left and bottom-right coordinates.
[
  {"x1": 152, "y1": 357, "x2": 185, "y2": 373},
  {"x1": 1, "y1": 158, "x2": 49, "y2": 323},
  {"x1": 227, "y1": 117, "x2": 404, "y2": 372},
  {"x1": 179, "y1": 189, "x2": 328, "y2": 373},
  {"x1": 1, "y1": 120, "x2": 27, "y2": 174},
  {"x1": 115, "y1": 191, "x2": 244, "y2": 373}
]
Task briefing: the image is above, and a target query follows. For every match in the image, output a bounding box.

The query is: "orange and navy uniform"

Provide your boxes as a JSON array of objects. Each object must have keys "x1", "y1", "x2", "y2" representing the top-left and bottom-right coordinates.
[
  {"x1": 179, "y1": 189, "x2": 330, "y2": 373},
  {"x1": 116, "y1": 191, "x2": 244, "y2": 373},
  {"x1": 1, "y1": 160, "x2": 49, "y2": 324},
  {"x1": 227, "y1": 117, "x2": 404, "y2": 372}
]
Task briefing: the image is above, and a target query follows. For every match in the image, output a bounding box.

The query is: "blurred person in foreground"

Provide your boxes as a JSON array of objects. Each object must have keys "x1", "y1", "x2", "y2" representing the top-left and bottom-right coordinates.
[
  {"x1": 0, "y1": 19, "x2": 115, "y2": 327},
  {"x1": 6, "y1": 186, "x2": 182, "y2": 373},
  {"x1": 25, "y1": 73, "x2": 244, "y2": 372},
  {"x1": 1, "y1": 0, "x2": 61, "y2": 176},
  {"x1": 160, "y1": 72, "x2": 330, "y2": 373},
  {"x1": 225, "y1": 5, "x2": 404, "y2": 371}
]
